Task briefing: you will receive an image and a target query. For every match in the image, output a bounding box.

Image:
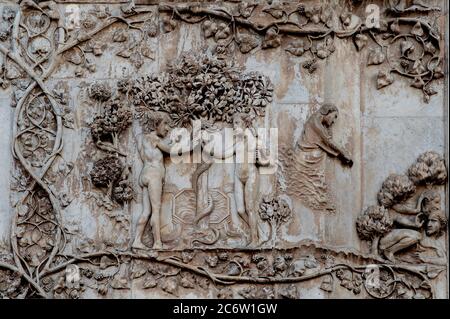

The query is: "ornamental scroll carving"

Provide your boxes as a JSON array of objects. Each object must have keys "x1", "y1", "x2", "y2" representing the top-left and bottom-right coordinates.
[{"x1": 0, "y1": 0, "x2": 447, "y2": 299}]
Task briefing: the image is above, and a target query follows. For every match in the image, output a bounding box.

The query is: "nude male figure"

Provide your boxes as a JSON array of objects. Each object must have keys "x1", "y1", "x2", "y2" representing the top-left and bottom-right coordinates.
[{"x1": 132, "y1": 114, "x2": 194, "y2": 250}]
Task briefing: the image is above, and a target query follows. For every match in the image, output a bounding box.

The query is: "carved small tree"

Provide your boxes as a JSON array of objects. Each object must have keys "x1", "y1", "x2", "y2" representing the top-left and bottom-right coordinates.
[
  {"x1": 407, "y1": 151, "x2": 447, "y2": 186},
  {"x1": 356, "y1": 205, "x2": 393, "y2": 255},
  {"x1": 90, "y1": 156, "x2": 123, "y2": 198},
  {"x1": 259, "y1": 195, "x2": 292, "y2": 246},
  {"x1": 90, "y1": 99, "x2": 132, "y2": 156}
]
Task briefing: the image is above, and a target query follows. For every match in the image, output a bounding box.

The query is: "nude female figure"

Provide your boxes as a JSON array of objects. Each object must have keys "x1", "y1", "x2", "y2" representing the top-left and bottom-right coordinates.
[{"x1": 204, "y1": 114, "x2": 271, "y2": 247}]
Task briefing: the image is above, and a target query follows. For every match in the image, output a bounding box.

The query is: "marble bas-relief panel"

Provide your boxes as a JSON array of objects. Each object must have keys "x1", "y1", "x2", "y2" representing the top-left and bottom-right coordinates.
[{"x1": 0, "y1": 0, "x2": 447, "y2": 299}]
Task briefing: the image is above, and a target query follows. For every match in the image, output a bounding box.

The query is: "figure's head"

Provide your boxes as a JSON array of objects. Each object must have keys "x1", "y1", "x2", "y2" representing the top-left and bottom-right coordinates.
[
  {"x1": 421, "y1": 190, "x2": 441, "y2": 215},
  {"x1": 426, "y1": 210, "x2": 447, "y2": 237},
  {"x1": 147, "y1": 112, "x2": 170, "y2": 137},
  {"x1": 319, "y1": 103, "x2": 338, "y2": 127}
]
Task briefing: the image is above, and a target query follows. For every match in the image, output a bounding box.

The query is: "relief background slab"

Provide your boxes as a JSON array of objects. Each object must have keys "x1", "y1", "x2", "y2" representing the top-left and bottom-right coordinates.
[{"x1": 0, "y1": 0, "x2": 447, "y2": 299}]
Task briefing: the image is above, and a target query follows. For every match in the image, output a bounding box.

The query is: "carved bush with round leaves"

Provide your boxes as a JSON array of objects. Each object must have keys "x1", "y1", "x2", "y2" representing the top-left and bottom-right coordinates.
[
  {"x1": 90, "y1": 156, "x2": 123, "y2": 188},
  {"x1": 377, "y1": 174, "x2": 416, "y2": 208},
  {"x1": 407, "y1": 151, "x2": 447, "y2": 186},
  {"x1": 356, "y1": 205, "x2": 393, "y2": 241}
]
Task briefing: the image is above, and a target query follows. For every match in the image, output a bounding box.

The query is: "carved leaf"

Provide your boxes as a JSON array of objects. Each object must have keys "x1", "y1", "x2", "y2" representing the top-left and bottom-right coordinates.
[
  {"x1": 354, "y1": 34, "x2": 368, "y2": 51},
  {"x1": 112, "y1": 29, "x2": 128, "y2": 42},
  {"x1": 117, "y1": 48, "x2": 132, "y2": 58},
  {"x1": 376, "y1": 70, "x2": 394, "y2": 89},
  {"x1": 262, "y1": 5, "x2": 285, "y2": 19},
  {"x1": 411, "y1": 76, "x2": 425, "y2": 88},
  {"x1": 424, "y1": 41, "x2": 436, "y2": 54},
  {"x1": 262, "y1": 27, "x2": 281, "y2": 49},
  {"x1": 65, "y1": 49, "x2": 83, "y2": 65},
  {"x1": 237, "y1": 34, "x2": 259, "y2": 53},
  {"x1": 367, "y1": 48, "x2": 386, "y2": 65},
  {"x1": 238, "y1": 2, "x2": 257, "y2": 18},
  {"x1": 411, "y1": 21, "x2": 424, "y2": 37},
  {"x1": 320, "y1": 274, "x2": 334, "y2": 292},
  {"x1": 400, "y1": 40, "x2": 414, "y2": 56},
  {"x1": 390, "y1": 19, "x2": 400, "y2": 33},
  {"x1": 142, "y1": 275, "x2": 157, "y2": 289},
  {"x1": 5, "y1": 64, "x2": 22, "y2": 80},
  {"x1": 140, "y1": 46, "x2": 155, "y2": 60},
  {"x1": 410, "y1": 60, "x2": 426, "y2": 75},
  {"x1": 162, "y1": 16, "x2": 177, "y2": 33}
]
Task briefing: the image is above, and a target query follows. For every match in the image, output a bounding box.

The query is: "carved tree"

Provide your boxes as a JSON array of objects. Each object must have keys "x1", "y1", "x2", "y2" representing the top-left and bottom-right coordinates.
[
  {"x1": 377, "y1": 174, "x2": 416, "y2": 208},
  {"x1": 90, "y1": 156, "x2": 123, "y2": 198},
  {"x1": 117, "y1": 53, "x2": 273, "y2": 127},
  {"x1": 408, "y1": 151, "x2": 447, "y2": 186},
  {"x1": 356, "y1": 205, "x2": 393, "y2": 255},
  {"x1": 90, "y1": 93, "x2": 132, "y2": 156},
  {"x1": 258, "y1": 195, "x2": 292, "y2": 246}
]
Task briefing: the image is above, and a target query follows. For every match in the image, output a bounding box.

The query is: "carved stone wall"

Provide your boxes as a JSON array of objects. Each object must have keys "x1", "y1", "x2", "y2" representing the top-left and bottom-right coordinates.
[{"x1": 0, "y1": 0, "x2": 447, "y2": 299}]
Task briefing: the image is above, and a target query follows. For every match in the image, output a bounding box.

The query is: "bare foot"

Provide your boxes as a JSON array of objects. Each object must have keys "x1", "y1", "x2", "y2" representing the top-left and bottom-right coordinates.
[
  {"x1": 383, "y1": 250, "x2": 396, "y2": 263},
  {"x1": 246, "y1": 240, "x2": 260, "y2": 249},
  {"x1": 226, "y1": 227, "x2": 243, "y2": 238},
  {"x1": 132, "y1": 239, "x2": 149, "y2": 251},
  {"x1": 152, "y1": 241, "x2": 163, "y2": 250}
]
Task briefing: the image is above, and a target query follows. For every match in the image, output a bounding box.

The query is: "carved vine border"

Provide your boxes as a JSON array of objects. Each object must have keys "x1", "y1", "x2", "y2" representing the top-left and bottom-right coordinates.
[{"x1": 0, "y1": 1, "x2": 445, "y2": 299}]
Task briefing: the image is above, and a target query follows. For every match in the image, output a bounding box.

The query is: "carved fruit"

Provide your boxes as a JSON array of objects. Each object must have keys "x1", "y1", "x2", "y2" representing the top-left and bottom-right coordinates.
[
  {"x1": 376, "y1": 70, "x2": 394, "y2": 89},
  {"x1": 305, "y1": 5, "x2": 321, "y2": 24},
  {"x1": 214, "y1": 23, "x2": 231, "y2": 41},
  {"x1": 262, "y1": 27, "x2": 281, "y2": 49},
  {"x1": 320, "y1": 7, "x2": 333, "y2": 26},
  {"x1": 202, "y1": 20, "x2": 218, "y2": 38},
  {"x1": 286, "y1": 40, "x2": 311, "y2": 57}
]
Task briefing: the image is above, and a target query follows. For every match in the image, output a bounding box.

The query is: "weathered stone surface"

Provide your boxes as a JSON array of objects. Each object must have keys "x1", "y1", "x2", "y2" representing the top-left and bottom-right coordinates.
[{"x1": 0, "y1": 0, "x2": 447, "y2": 299}]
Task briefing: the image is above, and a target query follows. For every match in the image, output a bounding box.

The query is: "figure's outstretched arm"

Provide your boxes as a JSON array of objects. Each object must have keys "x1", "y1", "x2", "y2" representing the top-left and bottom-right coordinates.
[
  {"x1": 157, "y1": 133, "x2": 200, "y2": 156},
  {"x1": 392, "y1": 203, "x2": 421, "y2": 215},
  {"x1": 202, "y1": 133, "x2": 236, "y2": 160},
  {"x1": 393, "y1": 213, "x2": 423, "y2": 229}
]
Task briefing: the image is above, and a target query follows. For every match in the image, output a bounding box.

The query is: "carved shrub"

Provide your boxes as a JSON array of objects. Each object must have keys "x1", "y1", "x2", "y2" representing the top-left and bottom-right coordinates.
[
  {"x1": 408, "y1": 151, "x2": 447, "y2": 186},
  {"x1": 377, "y1": 174, "x2": 416, "y2": 208}
]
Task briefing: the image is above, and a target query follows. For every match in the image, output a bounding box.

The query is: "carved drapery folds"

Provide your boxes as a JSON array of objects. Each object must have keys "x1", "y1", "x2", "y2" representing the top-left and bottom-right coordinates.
[{"x1": 0, "y1": 1, "x2": 447, "y2": 299}]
